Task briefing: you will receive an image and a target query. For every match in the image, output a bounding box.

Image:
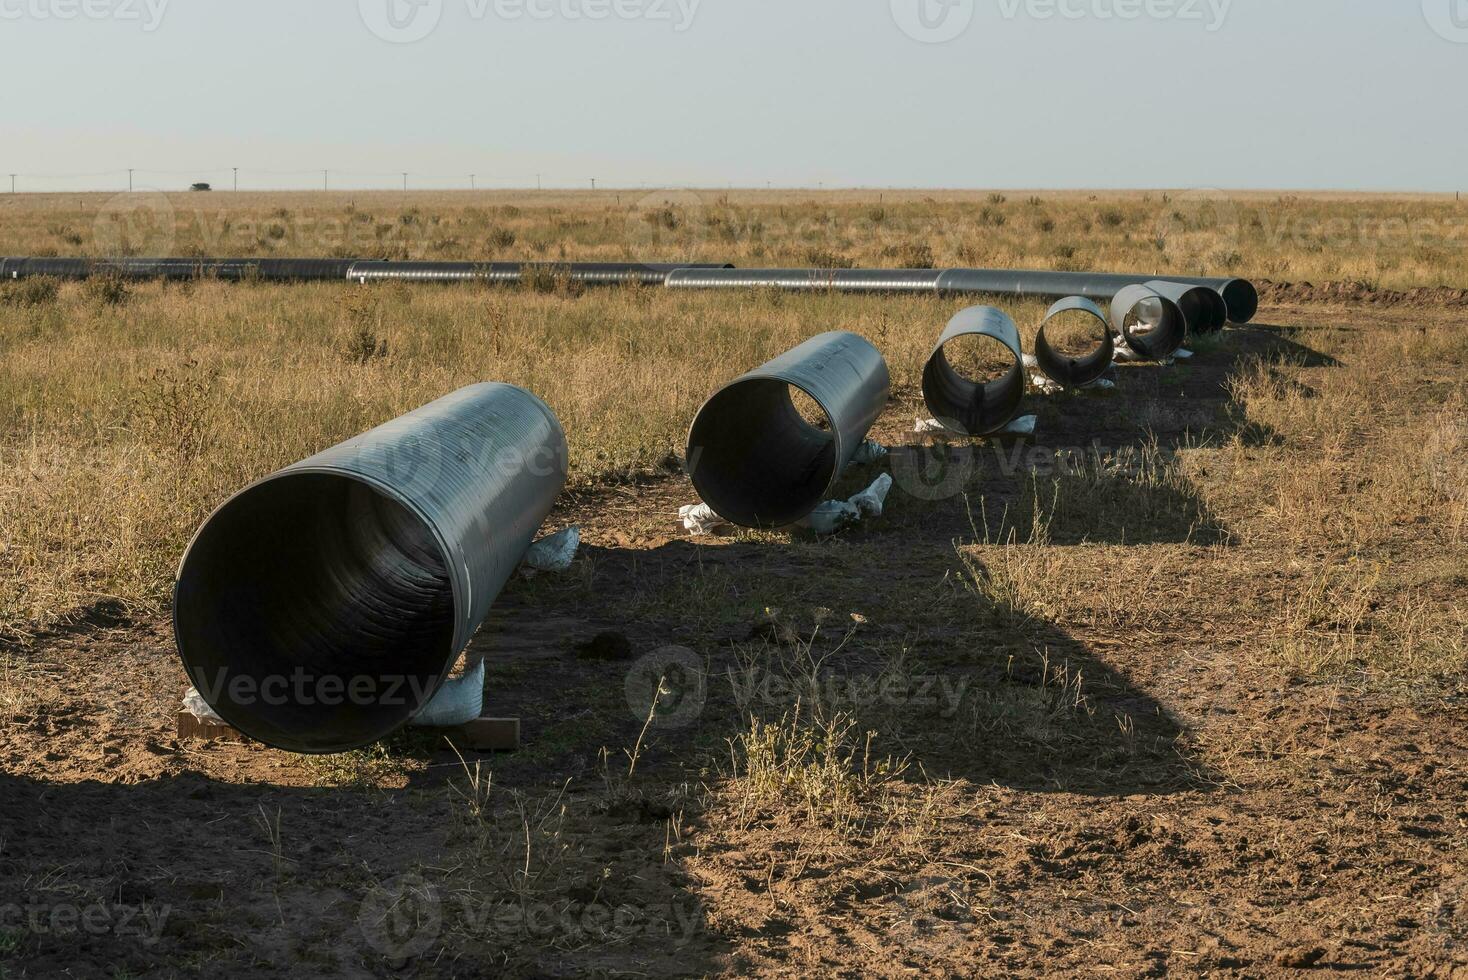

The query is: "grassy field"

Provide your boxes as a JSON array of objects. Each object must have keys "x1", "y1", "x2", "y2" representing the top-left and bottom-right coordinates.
[{"x1": 0, "y1": 190, "x2": 1465, "y2": 976}]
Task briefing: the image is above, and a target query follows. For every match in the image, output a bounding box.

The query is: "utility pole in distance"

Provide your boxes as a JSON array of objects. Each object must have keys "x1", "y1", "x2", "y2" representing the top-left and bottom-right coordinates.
[
  {"x1": 323, "y1": 170, "x2": 329, "y2": 191},
  {"x1": 128, "y1": 169, "x2": 134, "y2": 192},
  {"x1": 590, "y1": 177, "x2": 596, "y2": 191},
  {"x1": 470, "y1": 173, "x2": 475, "y2": 191},
  {"x1": 233, "y1": 167, "x2": 238, "y2": 192},
  {"x1": 8, "y1": 175, "x2": 15, "y2": 194},
  {"x1": 536, "y1": 173, "x2": 542, "y2": 191},
  {"x1": 402, "y1": 172, "x2": 408, "y2": 192}
]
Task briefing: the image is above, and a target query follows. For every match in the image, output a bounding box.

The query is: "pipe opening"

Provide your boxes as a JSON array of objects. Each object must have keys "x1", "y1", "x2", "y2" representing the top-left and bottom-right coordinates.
[
  {"x1": 687, "y1": 379, "x2": 838, "y2": 528},
  {"x1": 923, "y1": 333, "x2": 1025, "y2": 436},
  {"x1": 1116, "y1": 294, "x2": 1186, "y2": 360},
  {"x1": 1219, "y1": 279, "x2": 1259, "y2": 323},
  {"x1": 1035, "y1": 304, "x2": 1114, "y2": 388},
  {"x1": 174, "y1": 472, "x2": 457, "y2": 754}
]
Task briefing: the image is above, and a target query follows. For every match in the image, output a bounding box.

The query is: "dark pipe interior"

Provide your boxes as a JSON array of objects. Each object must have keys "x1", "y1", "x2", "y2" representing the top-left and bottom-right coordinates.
[
  {"x1": 1220, "y1": 279, "x2": 1259, "y2": 323},
  {"x1": 922, "y1": 334, "x2": 1026, "y2": 436},
  {"x1": 687, "y1": 379, "x2": 837, "y2": 528},
  {"x1": 1120, "y1": 295, "x2": 1187, "y2": 360},
  {"x1": 174, "y1": 473, "x2": 456, "y2": 753},
  {"x1": 1035, "y1": 309, "x2": 1114, "y2": 388}
]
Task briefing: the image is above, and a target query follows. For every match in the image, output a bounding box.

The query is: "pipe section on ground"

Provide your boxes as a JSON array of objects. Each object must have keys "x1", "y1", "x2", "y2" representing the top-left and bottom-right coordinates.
[
  {"x1": 1034, "y1": 297, "x2": 1115, "y2": 389},
  {"x1": 347, "y1": 261, "x2": 731, "y2": 285},
  {"x1": 921, "y1": 306, "x2": 1027, "y2": 436},
  {"x1": 665, "y1": 267, "x2": 944, "y2": 293},
  {"x1": 173, "y1": 383, "x2": 568, "y2": 754},
  {"x1": 1144, "y1": 279, "x2": 1227, "y2": 334},
  {"x1": 686, "y1": 332, "x2": 889, "y2": 528},
  {"x1": 1109, "y1": 285, "x2": 1187, "y2": 360}
]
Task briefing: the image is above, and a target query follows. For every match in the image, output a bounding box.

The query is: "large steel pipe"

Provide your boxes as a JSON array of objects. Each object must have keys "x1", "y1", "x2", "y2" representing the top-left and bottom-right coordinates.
[
  {"x1": 687, "y1": 332, "x2": 889, "y2": 528},
  {"x1": 661, "y1": 266, "x2": 1258, "y2": 323},
  {"x1": 1034, "y1": 297, "x2": 1115, "y2": 389},
  {"x1": 922, "y1": 306, "x2": 1027, "y2": 436},
  {"x1": 1145, "y1": 279, "x2": 1227, "y2": 334},
  {"x1": 938, "y1": 269, "x2": 1256, "y2": 324},
  {"x1": 173, "y1": 384, "x2": 567, "y2": 754},
  {"x1": 0, "y1": 256, "x2": 355, "y2": 281},
  {"x1": 1110, "y1": 284, "x2": 1187, "y2": 360},
  {"x1": 348, "y1": 261, "x2": 732, "y2": 285},
  {"x1": 666, "y1": 267, "x2": 944, "y2": 293}
]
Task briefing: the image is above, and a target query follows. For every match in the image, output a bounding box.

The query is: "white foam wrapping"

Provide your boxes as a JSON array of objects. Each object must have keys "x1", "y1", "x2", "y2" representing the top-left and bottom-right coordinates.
[
  {"x1": 182, "y1": 687, "x2": 223, "y2": 723},
  {"x1": 411, "y1": 659, "x2": 486, "y2": 728},
  {"x1": 522, "y1": 526, "x2": 580, "y2": 573},
  {"x1": 680, "y1": 502, "x2": 731, "y2": 535}
]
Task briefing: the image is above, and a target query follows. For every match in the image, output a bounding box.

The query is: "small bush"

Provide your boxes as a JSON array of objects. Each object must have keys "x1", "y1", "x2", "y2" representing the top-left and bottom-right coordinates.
[
  {"x1": 82, "y1": 275, "x2": 129, "y2": 306},
  {"x1": 342, "y1": 325, "x2": 389, "y2": 364},
  {"x1": 979, "y1": 206, "x2": 1006, "y2": 228},
  {"x1": 1098, "y1": 209, "x2": 1126, "y2": 228},
  {"x1": 802, "y1": 247, "x2": 854, "y2": 269},
  {"x1": 0, "y1": 277, "x2": 60, "y2": 307},
  {"x1": 879, "y1": 241, "x2": 934, "y2": 269},
  {"x1": 488, "y1": 227, "x2": 516, "y2": 250}
]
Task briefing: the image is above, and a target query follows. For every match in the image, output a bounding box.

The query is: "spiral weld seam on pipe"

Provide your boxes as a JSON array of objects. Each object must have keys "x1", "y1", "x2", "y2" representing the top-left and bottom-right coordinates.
[
  {"x1": 919, "y1": 306, "x2": 1029, "y2": 438},
  {"x1": 1033, "y1": 296, "x2": 1115, "y2": 390},
  {"x1": 172, "y1": 382, "x2": 568, "y2": 755},
  {"x1": 686, "y1": 331, "x2": 890, "y2": 529},
  {"x1": 1108, "y1": 284, "x2": 1189, "y2": 361},
  {"x1": 1143, "y1": 279, "x2": 1229, "y2": 334}
]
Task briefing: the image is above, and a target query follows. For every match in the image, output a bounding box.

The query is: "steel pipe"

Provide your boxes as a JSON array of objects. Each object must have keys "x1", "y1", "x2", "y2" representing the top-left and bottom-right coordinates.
[
  {"x1": 661, "y1": 266, "x2": 1258, "y2": 324},
  {"x1": 922, "y1": 306, "x2": 1027, "y2": 436},
  {"x1": 687, "y1": 332, "x2": 889, "y2": 528},
  {"x1": 348, "y1": 261, "x2": 731, "y2": 285},
  {"x1": 173, "y1": 383, "x2": 568, "y2": 754},
  {"x1": 1110, "y1": 284, "x2": 1187, "y2": 360},
  {"x1": 665, "y1": 267, "x2": 943, "y2": 293},
  {"x1": 1144, "y1": 279, "x2": 1227, "y2": 334},
  {"x1": 1034, "y1": 297, "x2": 1115, "y2": 389}
]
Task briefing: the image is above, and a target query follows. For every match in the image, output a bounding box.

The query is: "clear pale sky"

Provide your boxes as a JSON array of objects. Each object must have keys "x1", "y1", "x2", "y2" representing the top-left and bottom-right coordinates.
[{"x1": 2, "y1": 0, "x2": 1464, "y2": 192}]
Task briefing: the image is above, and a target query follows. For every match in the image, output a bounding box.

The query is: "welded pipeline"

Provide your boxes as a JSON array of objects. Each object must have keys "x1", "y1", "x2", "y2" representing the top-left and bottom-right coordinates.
[
  {"x1": 662, "y1": 266, "x2": 1258, "y2": 324},
  {"x1": 1144, "y1": 279, "x2": 1228, "y2": 334},
  {"x1": 173, "y1": 383, "x2": 567, "y2": 754},
  {"x1": 0, "y1": 256, "x2": 356, "y2": 281},
  {"x1": 1110, "y1": 284, "x2": 1188, "y2": 360},
  {"x1": 687, "y1": 332, "x2": 889, "y2": 528},
  {"x1": 1034, "y1": 297, "x2": 1114, "y2": 389},
  {"x1": 347, "y1": 261, "x2": 732, "y2": 285},
  {"x1": 922, "y1": 306, "x2": 1027, "y2": 436},
  {"x1": 665, "y1": 267, "x2": 944, "y2": 293},
  {"x1": 0, "y1": 257, "x2": 731, "y2": 286}
]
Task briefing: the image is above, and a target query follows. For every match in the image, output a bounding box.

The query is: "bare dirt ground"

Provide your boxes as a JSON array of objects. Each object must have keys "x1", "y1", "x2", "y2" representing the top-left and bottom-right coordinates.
[{"x1": 2, "y1": 297, "x2": 1466, "y2": 978}]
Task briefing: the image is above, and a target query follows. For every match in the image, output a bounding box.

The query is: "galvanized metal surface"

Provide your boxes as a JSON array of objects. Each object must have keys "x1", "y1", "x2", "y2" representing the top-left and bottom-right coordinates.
[
  {"x1": 1034, "y1": 296, "x2": 1115, "y2": 389},
  {"x1": 173, "y1": 383, "x2": 568, "y2": 754},
  {"x1": 1110, "y1": 284, "x2": 1187, "y2": 360},
  {"x1": 348, "y1": 261, "x2": 730, "y2": 285},
  {"x1": 686, "y1": 331, "x2": 889, "y2": 528},
  {"x1": 922, "y1": 306, "x2": 1027, "y2": 436},
  {"x1": 666, "y1": 267, "x2": 944, "y2": 293},
  {"x1": 1144, "y1": 279, "x2": 1228, "y2": 334},
  {"x1": 662, "y1": 265, "x2": 1259, "y2": 323}
]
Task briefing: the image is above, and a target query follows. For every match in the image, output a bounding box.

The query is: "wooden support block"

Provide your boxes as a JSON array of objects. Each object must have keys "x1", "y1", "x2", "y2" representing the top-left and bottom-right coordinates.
[
  {"x1": 449, "y1": 716, "x2": 520, "y2": 752},
  {"x1": 176, "y1": 709, "x2": 241, "y2": 742}
]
